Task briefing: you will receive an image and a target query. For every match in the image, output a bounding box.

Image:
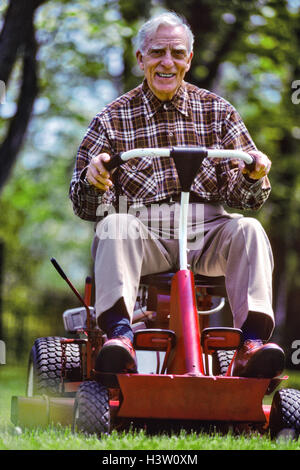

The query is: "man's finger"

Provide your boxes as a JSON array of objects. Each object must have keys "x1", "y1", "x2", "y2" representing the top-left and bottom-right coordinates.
[{"x1": 86, "y1": 157, "x2": 113, "y2": 191}]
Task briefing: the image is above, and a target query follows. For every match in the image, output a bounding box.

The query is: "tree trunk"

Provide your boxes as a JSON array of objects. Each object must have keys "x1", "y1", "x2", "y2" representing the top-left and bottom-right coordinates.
[{"x1": 0, "y1": 0, "x2": 48, "y2": 192}]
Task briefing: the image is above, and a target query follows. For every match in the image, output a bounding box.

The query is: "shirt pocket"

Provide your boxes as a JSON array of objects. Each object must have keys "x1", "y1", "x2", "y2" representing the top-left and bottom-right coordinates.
[{"x1": 118, "y1": 157, "x2": 157, "y2": 199}]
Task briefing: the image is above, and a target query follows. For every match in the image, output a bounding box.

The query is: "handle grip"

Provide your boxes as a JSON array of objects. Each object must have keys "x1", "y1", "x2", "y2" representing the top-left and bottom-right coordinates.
[
  {"x1": 243, "y1": 156, "x2": 256, "y2": 172},
  {"x1": 51, "y1": 257, "x2": 68, "y2": 281},
  {"x1": 102, "y1": 154, "x2": 124, "y2": 172}
]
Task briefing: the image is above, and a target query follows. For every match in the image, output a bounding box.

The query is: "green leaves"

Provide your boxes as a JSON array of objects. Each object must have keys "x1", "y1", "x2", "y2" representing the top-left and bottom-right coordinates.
[{"x1": 1, "y1": 0, "x2": 300, "y2": 360}]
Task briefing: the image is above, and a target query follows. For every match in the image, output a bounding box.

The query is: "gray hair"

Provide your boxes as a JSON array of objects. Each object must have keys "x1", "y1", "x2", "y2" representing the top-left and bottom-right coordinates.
[{"x1": 136, "y1": 12, "x2": 194, "y2": 55}]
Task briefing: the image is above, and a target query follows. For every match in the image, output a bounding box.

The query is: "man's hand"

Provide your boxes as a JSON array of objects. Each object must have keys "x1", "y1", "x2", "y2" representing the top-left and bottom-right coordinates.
[
  {"x1": 85, "y1": 153, "x2": 113, "y2": 191},
  {"x1": 242, "y1": 150, "x2": 272, "y2": 180}
]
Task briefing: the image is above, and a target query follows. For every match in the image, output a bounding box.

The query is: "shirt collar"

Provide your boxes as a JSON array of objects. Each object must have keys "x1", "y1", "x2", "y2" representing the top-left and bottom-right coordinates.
[{"x1": 141, "y1": 79, "x2": 190, "y2": 119}]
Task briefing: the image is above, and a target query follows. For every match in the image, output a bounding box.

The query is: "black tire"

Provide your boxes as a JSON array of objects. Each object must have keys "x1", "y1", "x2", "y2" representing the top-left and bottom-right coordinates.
[
  {"x1": 26, "y1": 336, "x2": 82, "y2": 397},
  {"x1": 269, "y1": 388, "x2": 300, "y2": 439},
  {"x1": 212, "y1": 350, "x2": 235, "y2": 376},
  {"x1": 72, "y1": 381, "x2": 110, "y2": 436}
]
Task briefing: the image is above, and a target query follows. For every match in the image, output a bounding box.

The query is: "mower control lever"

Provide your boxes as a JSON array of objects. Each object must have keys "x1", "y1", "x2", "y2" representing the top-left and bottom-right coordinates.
[{"x1": 50, "y1": 258, "x2": 90, "y2": 311}]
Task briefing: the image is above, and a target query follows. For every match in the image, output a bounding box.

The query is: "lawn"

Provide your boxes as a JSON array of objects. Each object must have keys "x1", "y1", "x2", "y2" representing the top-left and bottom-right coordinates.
[{"x1": 1, "y1": 365, "x2": 300, "y2": 451}]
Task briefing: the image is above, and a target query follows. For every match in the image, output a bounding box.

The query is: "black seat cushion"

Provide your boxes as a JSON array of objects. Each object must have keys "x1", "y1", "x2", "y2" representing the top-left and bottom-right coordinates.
[{"x1": 140, "y1": 272, "x2": 226, "y2": 297}]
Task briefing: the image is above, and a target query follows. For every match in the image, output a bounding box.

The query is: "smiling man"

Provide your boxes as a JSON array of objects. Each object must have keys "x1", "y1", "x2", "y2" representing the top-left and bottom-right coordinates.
[
  {"x1": 135, "y1": 23, "x2": 193, "y2": 102},
  {"x1": 69, "y1": 12, "x2": 285, "y2": 379}
]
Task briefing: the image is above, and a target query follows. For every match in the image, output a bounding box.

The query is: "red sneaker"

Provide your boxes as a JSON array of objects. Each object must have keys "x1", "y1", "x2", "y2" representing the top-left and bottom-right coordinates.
[
  {"x1": 231, "y1": 339, "x2": 285, "y2": 378},
  {"x1": 95, "y1": 336, "x2": 137, "y2": 373}
]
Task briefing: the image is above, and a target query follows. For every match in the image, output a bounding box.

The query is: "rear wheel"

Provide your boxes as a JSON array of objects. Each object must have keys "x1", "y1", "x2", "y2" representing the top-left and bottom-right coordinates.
[
  {"x1": 26, "y1": 336, "x2": 82, "y2": 396},
  {"x1": 269, "y1": 388, "x2": 300, "y2": 439},
  {"x1": 212, "y1": 350, "x2": 235, "y2": 376},
  {"x1": 72, "y1": 381, "x2": 110, "y2": 436}
]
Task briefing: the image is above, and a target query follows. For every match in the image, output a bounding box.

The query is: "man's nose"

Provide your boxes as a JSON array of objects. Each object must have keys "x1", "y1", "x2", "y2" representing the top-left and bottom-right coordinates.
[{"x1": 160, "y1": 50, "x2": 174, "y2": 67}]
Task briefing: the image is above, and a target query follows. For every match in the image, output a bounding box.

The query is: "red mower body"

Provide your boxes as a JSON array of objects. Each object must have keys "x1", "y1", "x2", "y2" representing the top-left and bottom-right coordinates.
[
  {"x1": 109, "y1": 269, "x2": 282, "y2": 428},
  {"x1": 11, "y1": 146, "x2": 297, "y2": 437}
]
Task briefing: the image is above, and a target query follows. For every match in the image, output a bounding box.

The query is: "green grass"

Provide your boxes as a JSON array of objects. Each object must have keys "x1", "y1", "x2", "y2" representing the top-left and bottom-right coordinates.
[
  {"x1": 1, "y1": 365, "x2": 300, "y2": 450},
  {"x1": 2, "y1": 426, "x2": 300, "y2": 451}
]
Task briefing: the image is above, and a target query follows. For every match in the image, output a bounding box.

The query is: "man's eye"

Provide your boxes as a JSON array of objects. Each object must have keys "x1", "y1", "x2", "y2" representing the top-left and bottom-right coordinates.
[
  {"x1": 173, "y1": 50, "x2": 186, "y2": 58},
  {"x1": 150, "y1": 49, "x2": 163, "y2": 56},
  {"x1": 148, "y1": 48, "x2": 187, "y2": 58}
]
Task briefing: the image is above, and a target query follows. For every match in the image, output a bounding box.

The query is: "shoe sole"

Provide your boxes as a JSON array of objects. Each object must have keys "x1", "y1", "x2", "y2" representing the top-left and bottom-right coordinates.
[
  {"x1": 241, "y1": 345, "x2": 285, "y2": 378},
  {"x1": 95, "y1": 343, "x2": 137, "y2": 374}
]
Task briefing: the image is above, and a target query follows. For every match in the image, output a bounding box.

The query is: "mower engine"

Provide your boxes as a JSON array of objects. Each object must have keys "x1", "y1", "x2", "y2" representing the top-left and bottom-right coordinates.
[{"x1": 63, "y1": 306, "x2": 96, "y2": 333}]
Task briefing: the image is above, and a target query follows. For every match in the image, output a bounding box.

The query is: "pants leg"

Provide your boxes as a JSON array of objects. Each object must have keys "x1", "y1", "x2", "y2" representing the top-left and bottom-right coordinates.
[
  {"x1": 92, "y1": 212, "x2": 173, "y2": 324},
  {"x1": 189, "y1": 212, "x2": 274, "y2": 340},
  {"x1": 92, "y1": 204, "x2": 274, "y2": 341}
]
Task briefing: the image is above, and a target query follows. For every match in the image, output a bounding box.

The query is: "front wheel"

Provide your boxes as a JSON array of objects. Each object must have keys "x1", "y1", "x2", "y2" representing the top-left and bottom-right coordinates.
[
  {"x1": 72, "y1": 381, "x2": 110, "y2": 436},
  {"x1": 269, "y1": 388, "x2": 300, "y2": 439},
  {"x1": 26, "y1": 336, "x2": 82, "y2": 397}
]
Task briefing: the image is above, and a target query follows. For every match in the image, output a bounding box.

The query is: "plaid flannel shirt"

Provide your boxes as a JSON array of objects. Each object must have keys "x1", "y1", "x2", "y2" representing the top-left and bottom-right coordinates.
[{"x1": 69, "y1": 80, "x2": 271, "y2": 221}]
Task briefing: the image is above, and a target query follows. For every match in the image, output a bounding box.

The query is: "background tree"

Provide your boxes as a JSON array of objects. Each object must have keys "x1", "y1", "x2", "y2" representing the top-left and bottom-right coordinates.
[
  {"x1": 0, "y1": 0, "x2": 300, "y2": 367},
  {"x1": 0, "y1": 0, "x2": 47, "y2": 346},
  {"x1": 0, "y1": 0, "x2": 49, "y2": 190}
]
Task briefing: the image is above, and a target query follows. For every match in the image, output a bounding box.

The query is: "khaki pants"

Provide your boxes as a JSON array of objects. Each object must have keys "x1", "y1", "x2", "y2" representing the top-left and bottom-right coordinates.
[{"x1": 92, "y1": 203, "x2": 274, "y2": 340}]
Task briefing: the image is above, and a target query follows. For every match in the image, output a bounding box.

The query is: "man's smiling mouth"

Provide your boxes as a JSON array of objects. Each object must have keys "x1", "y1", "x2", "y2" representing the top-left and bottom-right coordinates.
[{"x1": 156, "y1": 73, "x2": 175, "y2": 78}]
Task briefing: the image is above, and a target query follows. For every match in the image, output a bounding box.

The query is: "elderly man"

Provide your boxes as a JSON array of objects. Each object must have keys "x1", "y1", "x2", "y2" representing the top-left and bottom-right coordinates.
[{"x1": 69, "y1": 12, "x2": 285, "y2": 378}]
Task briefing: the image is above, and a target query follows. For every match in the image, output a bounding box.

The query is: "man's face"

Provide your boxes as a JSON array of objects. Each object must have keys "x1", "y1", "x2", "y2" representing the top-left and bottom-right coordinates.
[{"x1": 136, "y1": 24, "x2": 193, "y2": 101}]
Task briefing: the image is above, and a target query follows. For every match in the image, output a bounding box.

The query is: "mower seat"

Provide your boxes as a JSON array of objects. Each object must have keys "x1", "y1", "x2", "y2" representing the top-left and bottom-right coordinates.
[{"x1": 140, "y1": 272, "x2": 227, "y2": 297}]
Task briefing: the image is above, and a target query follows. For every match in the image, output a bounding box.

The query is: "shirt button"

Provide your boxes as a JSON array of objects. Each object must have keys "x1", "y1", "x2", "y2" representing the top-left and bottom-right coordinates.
[{"x1": 169, "y1": 132, "x2": 173, "y2": 137}]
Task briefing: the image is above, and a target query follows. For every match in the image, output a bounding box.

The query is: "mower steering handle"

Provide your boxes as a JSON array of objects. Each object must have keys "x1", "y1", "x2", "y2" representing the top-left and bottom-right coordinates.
[{"x1": 103, "y1": 147, "x2": 255, "y2": 172}]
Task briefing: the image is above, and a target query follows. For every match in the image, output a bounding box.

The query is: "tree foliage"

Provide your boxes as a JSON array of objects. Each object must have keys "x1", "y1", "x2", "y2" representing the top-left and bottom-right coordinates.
[{"x1": 0, "y1": 0, "x2": 300, "y2": 364}]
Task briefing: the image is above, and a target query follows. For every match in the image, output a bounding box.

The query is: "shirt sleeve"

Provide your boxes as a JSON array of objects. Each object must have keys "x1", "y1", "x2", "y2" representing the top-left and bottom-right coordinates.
[
  {"x1": 69, "y1": 116, "x2": 116, "y2": 221},
  {"x1": 216, "y1": 106, "x2": 271, "y2": 211}
]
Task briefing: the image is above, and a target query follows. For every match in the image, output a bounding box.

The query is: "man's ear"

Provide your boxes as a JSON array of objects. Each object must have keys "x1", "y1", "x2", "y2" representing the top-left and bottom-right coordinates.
[
  {"x1": 185, "y1": 51, "x2": 193, "y2": 72},
  {"x1": 136, "y1": 50, "x2": 144, "y2": 71}
]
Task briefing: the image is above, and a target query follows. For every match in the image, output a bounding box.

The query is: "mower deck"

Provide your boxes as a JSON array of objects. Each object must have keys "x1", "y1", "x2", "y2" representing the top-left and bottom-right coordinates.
[
  {"x1": 117, "y1": 373, "x2": 271, "y2": 422},
  {"x1": 11, "y1": 373, "x2": 286, "y2": 429}
]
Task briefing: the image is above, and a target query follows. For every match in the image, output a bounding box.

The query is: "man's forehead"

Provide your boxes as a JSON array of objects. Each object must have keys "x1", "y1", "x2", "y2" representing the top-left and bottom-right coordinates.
[
  {"x1": 149, "y1": 41, "x2": 188, "y2": 51},
  {"x1": 147, "y1": 25, "x2": 189, "y2": 49}
]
